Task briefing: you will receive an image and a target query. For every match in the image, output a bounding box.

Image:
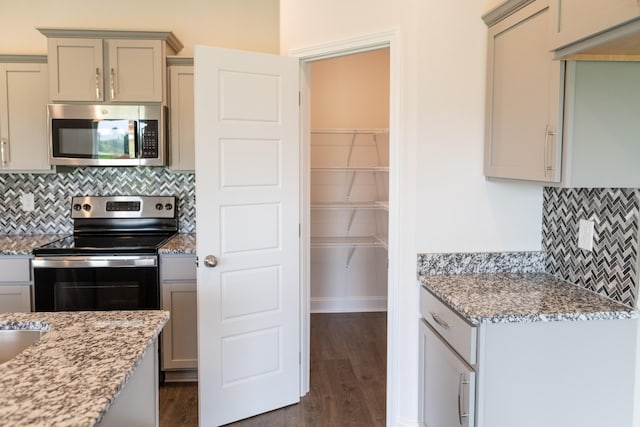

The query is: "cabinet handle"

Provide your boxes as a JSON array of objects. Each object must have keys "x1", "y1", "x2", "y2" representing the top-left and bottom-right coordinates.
[
  {"x1": 429, "y1": 312, "x2": 450, "y2": 330},
  {"x1": 110, "y1": 67, "x2": 116, "y2": 100},
  {"x1": 0, "y1": 138, "x2": 9, "y2": 166},
  {"x1": 458, "y1": 373, "x2": 470, "y2": 425},
  {"x1": 544, "y1": 125, "x2": 557, "y2": 177},
  {"x1": 95, "y1": 67, "x2": 101, "y2": 100}
]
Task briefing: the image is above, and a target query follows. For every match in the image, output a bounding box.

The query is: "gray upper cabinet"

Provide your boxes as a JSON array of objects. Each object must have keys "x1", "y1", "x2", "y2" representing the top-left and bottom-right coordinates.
[
  {"x1": 167, "y1": 58, "x2": 195, "y2": 172},
  {"x1": 483, "y1": 0, "x2": 562, "y2": 182},
  {"x1": 38, "y1": 29, "x2": 183, "y2": 104},
  {"x1": 0, "y1": 56, "x2": 52, "y2": 173},
  {"x1": 561, "y1": 60, "x2": 640, "y2": 187},
  {"x1": 550, "y1": 0, "x2": 640, "y2": 53}
]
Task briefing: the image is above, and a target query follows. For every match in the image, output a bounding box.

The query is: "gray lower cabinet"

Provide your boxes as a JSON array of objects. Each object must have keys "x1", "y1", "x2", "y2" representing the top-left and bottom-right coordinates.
[
  {"x1": 160, "y1": 254, "x2": 197, "y2": 381},
  {"x1": 0, "y1": 256, "x2": 32, "y2": 312},
  {"x1": 419, "y1": 286, "x2": 637, "y2": 427},
  {"x1": 420, "y1": 320, "x2": 475, "y2": 427}
]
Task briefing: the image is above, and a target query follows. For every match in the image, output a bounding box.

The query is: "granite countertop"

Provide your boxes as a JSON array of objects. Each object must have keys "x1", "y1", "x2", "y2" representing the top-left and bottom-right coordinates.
[
  {"x1": 0, "y1": 235, "x2": 66, "y2": 255},
  {"x1": 419, "y1": 272, "x2": 637, "y2": 325},
  {"x1": 159, "y1": 233, "x2": 196, "y2": 254},
  {"x1": 0, "y1": 310, "x2": 169, "y2": 426}
]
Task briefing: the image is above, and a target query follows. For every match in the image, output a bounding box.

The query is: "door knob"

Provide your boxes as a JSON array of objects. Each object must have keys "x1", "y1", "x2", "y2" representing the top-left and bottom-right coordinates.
[{"x1": 204, "y1": 255, "x2": 218, "y2": 268}]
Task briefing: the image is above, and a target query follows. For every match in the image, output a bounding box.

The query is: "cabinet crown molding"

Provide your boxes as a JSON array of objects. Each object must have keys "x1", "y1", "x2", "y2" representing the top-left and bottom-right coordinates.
[
  {"x1": 482, "y1": 0, "x2": 538, "y2": 26},
  {"x1": 166, "y1": 56, "x2": 194, "y2": 66},
  {"x1": 36, "y1": 28, "x2": 183, "y2": 54},
  {"x1": 0, "y1": 54, "x2": 47, "y2": 63}
]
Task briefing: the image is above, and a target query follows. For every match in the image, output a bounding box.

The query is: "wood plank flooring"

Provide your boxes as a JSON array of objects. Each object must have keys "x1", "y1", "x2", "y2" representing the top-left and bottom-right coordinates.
[{"x1": 159, "y1": 312, "x2": 387, "y2": 426}]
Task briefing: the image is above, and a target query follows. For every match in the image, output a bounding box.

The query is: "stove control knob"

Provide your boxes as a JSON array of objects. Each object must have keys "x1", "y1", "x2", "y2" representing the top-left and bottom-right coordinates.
[
  {"x1": 165, "y1": 203, "x2": 173, "y2": 211},
  {"x1": 155, "y1": 203, "x2": 163, "y2": 210},
  {"x1": 73, "y1": 204, "x2": 82, "y2": 211},
  {"x1": 82, "y1": 204, "x2": 91, "y2": 211}
]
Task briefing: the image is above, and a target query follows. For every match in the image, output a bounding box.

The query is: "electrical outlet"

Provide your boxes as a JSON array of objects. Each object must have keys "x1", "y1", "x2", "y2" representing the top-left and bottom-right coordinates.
[
  {"x1": 578, "y1": 219, "x2": 595, "y2": 251},
  {"x1": 20, "y1": 192, "x2": 35, "y2": 212}
]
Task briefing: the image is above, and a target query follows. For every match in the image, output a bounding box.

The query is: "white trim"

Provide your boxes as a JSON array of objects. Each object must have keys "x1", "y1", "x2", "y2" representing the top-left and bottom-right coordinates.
[
  {"x1": 289, "y1": 28, "x2": 402, "y2": 427},
  {"x1": 289, "y1": 30, "x2": 395, "y2": 61},
  {"x1": 310, "y1": 296, "x2": 388, "y2": 313}
]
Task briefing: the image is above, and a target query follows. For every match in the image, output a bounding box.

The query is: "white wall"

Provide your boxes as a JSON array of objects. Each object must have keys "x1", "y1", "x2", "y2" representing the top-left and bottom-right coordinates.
[
  {"x1": 281, "y1": 1, "x2": 544, "y2": 425},
  {"x1": 311, "y1": 49, "x2": 390, "y2": 129},
  {"x1": 0, "y1": 0, "x2": 279, "y2": 55}
]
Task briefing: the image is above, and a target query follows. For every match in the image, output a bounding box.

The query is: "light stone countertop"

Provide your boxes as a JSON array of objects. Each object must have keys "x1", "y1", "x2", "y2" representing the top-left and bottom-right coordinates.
[
  {"x1": 159, "y1": 233, "x2": 196, "y2": 255},
  {"x1": 0, "y1": 310, "x2": 169, "y2": 426},
  {"x1": 419, "y1": 273, "x2": 637, "y2": 325},
  {"x1": 0, "y1": 235, "x2": 67, "y2": 255}
]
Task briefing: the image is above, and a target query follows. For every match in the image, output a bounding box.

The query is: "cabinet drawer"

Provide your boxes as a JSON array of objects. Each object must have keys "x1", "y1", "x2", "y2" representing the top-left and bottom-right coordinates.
[
  {"x1": 420, "y1": 286, "x2": 476, "y2": 365},
  {"x1": 0, "y1": 257, "x2": 31, "y2": 283},
  {"x1": 160, "y1": 255, "x2": 196, "y2": 282}
]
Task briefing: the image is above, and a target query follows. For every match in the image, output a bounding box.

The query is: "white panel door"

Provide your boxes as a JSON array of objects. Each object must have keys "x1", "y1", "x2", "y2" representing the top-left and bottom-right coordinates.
[{"x1": 194, "y1": 45, "x2": 300, "y2": 426}]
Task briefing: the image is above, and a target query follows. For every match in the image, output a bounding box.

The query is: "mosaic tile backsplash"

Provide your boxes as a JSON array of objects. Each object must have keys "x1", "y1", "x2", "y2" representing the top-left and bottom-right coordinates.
[
  {"x1": 0, "y1": 167, "x2": 195, "y2": 234},
  {"x1": 543, "y1": 187, "x2": 640, "y2": 307}
]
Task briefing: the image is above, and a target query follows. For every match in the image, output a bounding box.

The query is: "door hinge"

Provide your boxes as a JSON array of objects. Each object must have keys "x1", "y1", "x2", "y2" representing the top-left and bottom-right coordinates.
[
  {"x1": 299, "y1": 223, "x2": 301, "y2": 238},
  {"x1": 299, "y1": 351, "x2": 302, "y2": 364},
  {"x1": 298, "y1": 91, "x2": 301, "y2": 106}
]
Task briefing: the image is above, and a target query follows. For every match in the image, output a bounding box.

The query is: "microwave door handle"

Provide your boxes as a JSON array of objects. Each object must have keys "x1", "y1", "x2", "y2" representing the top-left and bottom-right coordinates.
[{"x1": 128, "y1": 120, "x2": 137, "y2": 159}]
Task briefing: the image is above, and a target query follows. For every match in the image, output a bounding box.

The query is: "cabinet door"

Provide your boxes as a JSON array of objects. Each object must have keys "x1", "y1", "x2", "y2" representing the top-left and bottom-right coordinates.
[
  {"x1": 550, "y1": 0, "x2": 640, "y2": 50},
  {"x1": 48, "y1": 38, "x2": 103, "y2": 102},
  {"x1": 484, "y1": 0, "x2": 562, "y2": 182},
  {"x1": 169, "y1": 65, "x2": 195, "y2": 171},
  {"x1": 0, "y1": 285, "x2": 31, "y2": 312},
  {"x1": 107, "y1": 40, "x2": 163, "y2": 102},
  {"x1": 0, "y1": 63, "x2": 51, "y2": 172},
  {"x1": 160, "y1": 255, "x2": 197, "y2": 372},
  {"x1": 161, "y1": 281, "x2": 198, "y2": 370},
  {"x1": 420, "y1": 320, "x2": 475, "y2": 427}
]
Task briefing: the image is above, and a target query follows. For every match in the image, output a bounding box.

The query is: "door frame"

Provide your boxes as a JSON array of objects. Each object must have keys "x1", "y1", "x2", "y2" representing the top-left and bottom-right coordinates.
[{"x1": 289, "y1": 29, "x2": 401, "y2": 426}]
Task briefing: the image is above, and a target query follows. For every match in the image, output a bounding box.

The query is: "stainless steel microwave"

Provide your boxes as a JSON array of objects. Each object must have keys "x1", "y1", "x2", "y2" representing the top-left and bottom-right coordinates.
[{"x1": 48, "y1": 104, "x2": 166, "y2": 166}]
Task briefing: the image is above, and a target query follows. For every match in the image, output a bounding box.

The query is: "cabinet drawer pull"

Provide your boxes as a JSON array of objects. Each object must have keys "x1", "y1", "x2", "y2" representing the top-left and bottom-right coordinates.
[
  {"x1": 544, "y1": 125, "x2": 556, "y2": 175},
  {"x1": 110, "y1": 68, "x2": 116, "y2": 100},
  {"x1": 429, "y1": 312, "x2": 450, "y2": 330},
  {"x1": 0, "y1": 138, "x2": 9, "y2": 165},
  {"x1": 95, "y1": 67, "x2": 101, "y2": 100},
  {"x1": 458, "y1": 373, "x2": 469, "y2": 425}
]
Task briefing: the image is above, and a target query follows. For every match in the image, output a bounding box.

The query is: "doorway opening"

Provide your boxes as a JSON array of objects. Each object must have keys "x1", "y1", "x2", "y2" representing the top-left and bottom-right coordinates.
[{"x1": 306, "y1": 47, "x2": 390, "y2": 425}]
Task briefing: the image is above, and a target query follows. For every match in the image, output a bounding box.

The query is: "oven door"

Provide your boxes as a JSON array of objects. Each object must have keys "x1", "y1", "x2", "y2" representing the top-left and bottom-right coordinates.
[{"x1": 32, "y1": 255, "x2": 159, "y2": 311}]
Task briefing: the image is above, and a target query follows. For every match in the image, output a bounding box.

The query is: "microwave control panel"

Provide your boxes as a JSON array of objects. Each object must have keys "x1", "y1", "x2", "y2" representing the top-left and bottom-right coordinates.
[{"x1": 140, "y1": 120, "x2": 159, "y2": 158}]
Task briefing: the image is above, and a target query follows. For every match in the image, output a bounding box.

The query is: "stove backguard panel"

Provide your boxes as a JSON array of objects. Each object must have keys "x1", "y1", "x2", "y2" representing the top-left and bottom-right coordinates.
[{"x1": 0, "y1": 168, "x2": 195, "y2": 234}]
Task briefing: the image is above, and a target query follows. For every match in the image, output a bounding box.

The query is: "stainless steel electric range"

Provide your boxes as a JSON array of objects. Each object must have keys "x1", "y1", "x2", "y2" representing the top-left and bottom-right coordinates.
[{"x1": 32, "y1": 195, "x2": 178, "y2": 312}]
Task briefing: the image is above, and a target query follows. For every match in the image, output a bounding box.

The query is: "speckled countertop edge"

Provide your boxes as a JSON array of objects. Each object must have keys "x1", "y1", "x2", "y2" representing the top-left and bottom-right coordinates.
[
  {"x1": 420, "y1": 273, "x2": 638, "y2": 325},
  {"x1": 0, "y1": 234, "x2": 67, "y2": 255},
  {"x1": 0, "y1": 310, "x2": 169, "y2": 427},
  {"x1": 159, "y1": 233, "x2": 196, "y2": 254}
]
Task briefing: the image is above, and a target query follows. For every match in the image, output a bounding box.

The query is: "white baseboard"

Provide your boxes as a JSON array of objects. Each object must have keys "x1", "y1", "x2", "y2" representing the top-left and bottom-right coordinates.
[
  {"x1": 310, "y1": 296, "x2": 387, "y2": 313},
  {"x1": 163, "y1": 369, "x2": 198, "y2": 383}
]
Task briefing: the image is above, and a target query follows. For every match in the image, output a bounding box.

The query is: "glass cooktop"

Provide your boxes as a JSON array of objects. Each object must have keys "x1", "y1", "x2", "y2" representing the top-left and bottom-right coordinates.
[{"x1": 33, "y1": 233, "x2": 176, "y2": 255}]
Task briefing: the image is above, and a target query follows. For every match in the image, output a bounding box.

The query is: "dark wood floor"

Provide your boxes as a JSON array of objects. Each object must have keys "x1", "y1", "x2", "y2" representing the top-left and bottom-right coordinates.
[{"x1": 159, "y1": 312, "x2": 387, "y2": 426}]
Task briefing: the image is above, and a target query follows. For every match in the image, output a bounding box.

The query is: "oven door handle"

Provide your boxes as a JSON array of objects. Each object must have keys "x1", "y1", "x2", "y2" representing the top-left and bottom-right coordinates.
[{"x1": 32, "y1": 255, "x2": 157, "y2": 268}]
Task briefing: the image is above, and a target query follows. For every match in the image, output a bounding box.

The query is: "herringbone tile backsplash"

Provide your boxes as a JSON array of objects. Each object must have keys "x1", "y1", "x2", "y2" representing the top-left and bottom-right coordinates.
[
  {"x1": 0, "y1": 168, "x2": 195, "y2": 234},
  {"x1": 543, "y1": 187, "x2": 640, "y2": 307}
]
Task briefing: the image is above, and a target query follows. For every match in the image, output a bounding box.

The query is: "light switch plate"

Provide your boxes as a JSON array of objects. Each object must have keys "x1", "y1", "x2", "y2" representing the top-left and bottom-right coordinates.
[
  {"x1": 578, "y1": 219, "x2": 595, "y2": 251},
  {"x1": 20, "y1": 192, "x2": 35, "y2": 212}
]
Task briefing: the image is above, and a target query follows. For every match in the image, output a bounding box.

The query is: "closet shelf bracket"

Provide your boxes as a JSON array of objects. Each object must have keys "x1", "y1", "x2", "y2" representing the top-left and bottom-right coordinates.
[{"x1": 346, "y1": 246, "x2": 356, "y2": 268}]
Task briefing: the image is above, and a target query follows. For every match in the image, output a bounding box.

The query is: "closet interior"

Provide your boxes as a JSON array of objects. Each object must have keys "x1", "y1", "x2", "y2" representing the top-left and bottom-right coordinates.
[{"x1": 309, "y1": 48, "x2": 390, "y2": 313}]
